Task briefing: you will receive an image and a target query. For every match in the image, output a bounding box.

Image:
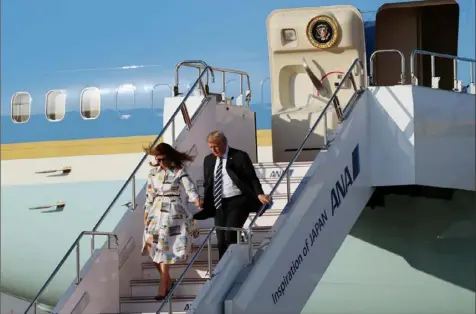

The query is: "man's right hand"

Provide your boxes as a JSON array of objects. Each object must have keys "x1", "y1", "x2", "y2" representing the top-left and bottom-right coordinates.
[{"x1": 257, "y1": 194, "x2": 272, "y2": 205}]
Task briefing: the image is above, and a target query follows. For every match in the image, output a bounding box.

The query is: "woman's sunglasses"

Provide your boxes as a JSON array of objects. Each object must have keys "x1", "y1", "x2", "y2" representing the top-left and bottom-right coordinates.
[{"x1": 155, "y1": 156, "x2": 168, "y2": 163}]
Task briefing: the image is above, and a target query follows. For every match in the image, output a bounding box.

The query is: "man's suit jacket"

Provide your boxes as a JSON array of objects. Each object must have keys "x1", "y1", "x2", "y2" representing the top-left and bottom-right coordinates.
[{"x1": 197, "y1": 147, "x2": 264, "y2": 219}]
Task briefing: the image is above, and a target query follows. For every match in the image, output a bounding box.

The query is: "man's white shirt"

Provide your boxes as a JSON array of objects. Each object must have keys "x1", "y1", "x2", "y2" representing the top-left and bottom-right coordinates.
[{"x1": 214, "y1": 146, "x2": 242, "y2": 198}]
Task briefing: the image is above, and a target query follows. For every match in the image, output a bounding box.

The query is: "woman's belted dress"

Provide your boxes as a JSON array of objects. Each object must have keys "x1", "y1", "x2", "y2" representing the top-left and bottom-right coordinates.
[{"x1": 141, "y1": 166, "x2": 199, "y2": 264}]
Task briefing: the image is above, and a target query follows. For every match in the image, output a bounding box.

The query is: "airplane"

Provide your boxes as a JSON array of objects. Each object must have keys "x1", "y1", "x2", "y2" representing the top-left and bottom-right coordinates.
[{"x1": 1, "y1": 0, "x2": 474, "y2": 313}]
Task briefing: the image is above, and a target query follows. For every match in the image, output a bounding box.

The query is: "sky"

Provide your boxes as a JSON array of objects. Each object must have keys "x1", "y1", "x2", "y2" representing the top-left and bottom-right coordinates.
[{"x1": 1, "y1": 0, "x2": 474, "y2": 115}]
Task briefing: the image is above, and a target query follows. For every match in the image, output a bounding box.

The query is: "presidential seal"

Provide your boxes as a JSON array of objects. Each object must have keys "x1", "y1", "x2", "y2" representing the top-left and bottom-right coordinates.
[{"x1": 306, "y1": 15, "x2": 339, "y2": 49}]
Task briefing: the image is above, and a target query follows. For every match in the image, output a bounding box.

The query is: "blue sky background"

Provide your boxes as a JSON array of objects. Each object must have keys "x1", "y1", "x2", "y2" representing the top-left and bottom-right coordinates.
[{"x1": 1, "y1": 0, "x2": 474, "y2": 116}]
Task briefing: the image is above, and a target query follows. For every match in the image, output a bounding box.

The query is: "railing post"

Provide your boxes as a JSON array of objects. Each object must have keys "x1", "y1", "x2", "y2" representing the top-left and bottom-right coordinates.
[
  {"x1": 240, "y1": 75, "x2": 244, "y2": 96},
  {"x1": 33, "y1": 302, "x2": 37, "y2": 314},
  {"x1": 400, "y1": 56, "x2": 406, "y2": 84},
  {"x1": 431, "y1": 55, "x2": 436, "y2": 80},
  {"x1": 470, "y1": 63, "x2": 475, "y2": 94},
  {"x1": 286, "y1": 170, "x2": 291, "y2": 202},
  {"x1": 76, "y1": 243, "x2": 81, "y2": 285},
  {"x1": 470, "y1": 63, "x2": 475, "y2": 85},
  {"x1": 323, "y1": 113, "x2": 328, "y2": 146},
  {"x1": 222, "y1": 72, "x2": 226, "y2": 99},
  {"x1": 333, "y1": 97, "x2": 343, "y2": 122},
  {"x1": 90, "y1": 234, "x2": 95, "y2": 254},
  {"x1": 207, "y1": 235, "x2": 212, "y2": 278},
  {"x1": 168, "y1": 298, "x2": 172, "y2": 314},
  {"x1": 248, "y1": 230, "x2": 253, "y2": 264},
  {"x1": 171, "y1": 118, "x2": 176, "y2": 147},
  {"x1": 453, "y1": 59, "x2": 458, "y2": 91},
  {"x1": 349, "y1": 72, "x2": 358, "y2": 91},
  {"x1": 131, "y1": 175, "x2": 136, "y2": 210}
]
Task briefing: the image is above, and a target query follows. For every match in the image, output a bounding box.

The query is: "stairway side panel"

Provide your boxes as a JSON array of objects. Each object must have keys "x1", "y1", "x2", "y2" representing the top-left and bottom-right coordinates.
[{"x1": 228, "y1": 92, "x2": 374, "y2": 314}]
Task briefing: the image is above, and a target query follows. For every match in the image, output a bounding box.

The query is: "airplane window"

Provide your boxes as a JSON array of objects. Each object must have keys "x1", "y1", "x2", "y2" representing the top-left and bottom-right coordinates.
[
  {"x1": 45, "y1": 90, "x2": 66, "y2": 121},
  {"x1": 116, "y1": 84, "x2": 136, "y2": 116},
  {"x1": 11, "y1": 92, "x2": 32, "y2": 123},
  {"x1": 80, "y1": 87, "x2": 101, "y2": 119}
]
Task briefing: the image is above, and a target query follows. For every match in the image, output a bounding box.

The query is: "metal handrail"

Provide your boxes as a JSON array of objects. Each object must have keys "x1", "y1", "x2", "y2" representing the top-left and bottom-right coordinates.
[
  {"x1": 175, "y1": 62, "x2": 252, "y2": 105},
  {"x1": 92, "y1": 64, "x2": 214, "y2": 231},
  {"x1": 156, "y1": 57, "x2": 365, "y2": 314},
  {"x1": 155, "y1": 226, "x2": 249, "y2": 314},
  {"x1": 247, "y1": 57, "x2": 364, "y2": 262},
  {"x1": 25, "y1": 63, "x2": 215, "y2": 314},
  {"x1": 24, "y1": 231, "x2": 118, "y2": 314},
  {"x1": 175, "y1": 60, "x2": 213, "y2": 86},
  {"x1": 369, "y1": 49, "x2": 406, "y2": 85},
  {"x1": 410, "y1": 49, "x2": 476, "y2": 87},
  {"x1": 174, "y1": 60, "x2": 215, "y2": 97}
]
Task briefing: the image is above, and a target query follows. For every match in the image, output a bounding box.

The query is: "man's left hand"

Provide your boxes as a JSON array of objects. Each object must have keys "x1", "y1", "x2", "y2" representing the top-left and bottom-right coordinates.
[{"x1": 258, "y1": 194, "x2": 272, "y2": 205}]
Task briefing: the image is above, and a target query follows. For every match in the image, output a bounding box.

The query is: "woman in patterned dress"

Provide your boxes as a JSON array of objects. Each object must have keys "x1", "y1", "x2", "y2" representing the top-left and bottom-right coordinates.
[{"x1": 142, "y1": 143, "x2": 202, "y2": 300}]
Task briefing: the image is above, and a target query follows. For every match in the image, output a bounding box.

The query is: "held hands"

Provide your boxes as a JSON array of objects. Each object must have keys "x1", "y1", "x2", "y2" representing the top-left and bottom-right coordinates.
[
  {"x1": 257, "y1": 194, "x2": 272, "y2": 205},
  {"x1": 194, "y1": 198, "x2": 203, "y2": 210}
]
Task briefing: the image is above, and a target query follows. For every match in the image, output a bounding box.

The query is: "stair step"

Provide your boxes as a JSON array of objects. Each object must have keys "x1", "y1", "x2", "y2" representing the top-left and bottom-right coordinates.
[
  {"x1": 244, "y1": 209, "x2": 282, "y2": 228},
  {"x1": 260, "y1": 177, "x2": 302, "y2": 195},
  {"x1": 140, "y1": 242, "x2": 259, "y2": 266},
  {"x1": 253, "y1": 160, "x2": 312, "y2": 168},
  {"x1": 142, "y1": 260, "x2": 218, "y2": 280},
  {"x1": 253, "y1": 161, "x2": 311, "y2": 179},
  {"x1": 120, "y1": 295, "x2": 195, "y2": 313},
  {"x1": 192, "y1": 226, "x2": 272, "y2": 245},
  {"x1": 193, "y1": 195, "x2": 289, "y2": 229},
  {"x1": 130, "y1": 278, "x2": 207, "y2": 297},
  {"x1": 142, "y1": 243, "x2": 261, "y2": 280}
]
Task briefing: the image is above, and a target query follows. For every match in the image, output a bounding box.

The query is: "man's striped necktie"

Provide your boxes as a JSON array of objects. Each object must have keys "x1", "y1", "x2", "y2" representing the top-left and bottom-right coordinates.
[{"x1": 214, "y1": 157, "x2": 223, "y2": 210}]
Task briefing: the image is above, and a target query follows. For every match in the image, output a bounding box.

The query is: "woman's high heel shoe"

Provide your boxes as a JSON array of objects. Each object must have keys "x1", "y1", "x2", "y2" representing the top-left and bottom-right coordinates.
[
  {"x1": 155, "y1": 279, "x2": 177, "y2": 301},
  {"x1": 166, "y1": 279, "x2": 177, "y2": 295},
  {"x1": 154, "y1": 295, "x2": 166, "y2": 301}
]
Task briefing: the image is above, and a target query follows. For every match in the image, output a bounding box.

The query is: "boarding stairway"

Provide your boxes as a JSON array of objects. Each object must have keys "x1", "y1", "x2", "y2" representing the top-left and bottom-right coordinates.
[
  {"x1": 151, "y1": 50, "x2": 476, "y2": 314},
  {"x1": 24, "y1": 50, "x2": 476, "y2": 314}
]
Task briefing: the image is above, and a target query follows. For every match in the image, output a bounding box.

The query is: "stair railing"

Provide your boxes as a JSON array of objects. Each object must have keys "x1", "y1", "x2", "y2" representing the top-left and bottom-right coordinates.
[
  {"x1": 369, "y1": 49, "x2": 406, "y2": 85},
  {"x1": 24, "y1": 231, "x2": 118, "y2": 314},
  {"x1": 246, "y1": 57, "x2": 364, "y2": 262},
  {"x1": 175, "y1": 61, "x2": 252, "y2": 105},
  {"x1": 155, "y1": 57, "x2": 365, "y2": 314},
  {"x1": 24, "y1": 61, "x2": 215, "y2": 314},
  {"x1": 410, "y1": 49, "x2": 476, "y2": 91},
  {"x1": 156, "y1": 226, "x2": 249, "y2": 314},
  {"x1": 93, "y1": 61, "x2": 214, "y2": 229}
]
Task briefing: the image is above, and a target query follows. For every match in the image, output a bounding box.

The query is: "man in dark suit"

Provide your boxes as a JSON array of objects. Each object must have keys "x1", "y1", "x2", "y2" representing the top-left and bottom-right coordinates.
[{"x1": 193, "y1": 130, "x2": 271, "y2": 259}]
